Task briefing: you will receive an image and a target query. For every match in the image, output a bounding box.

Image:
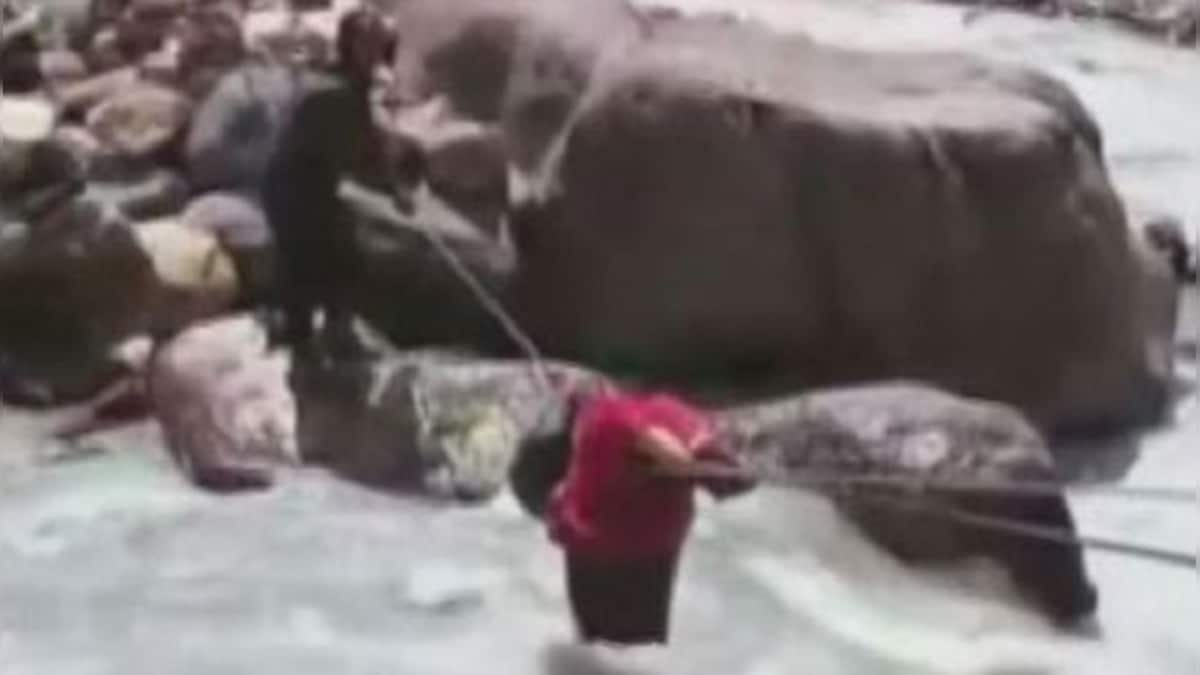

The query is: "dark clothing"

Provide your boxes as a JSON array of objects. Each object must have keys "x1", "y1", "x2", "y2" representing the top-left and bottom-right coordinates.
[
  {"x1": 565, "y1": 551, "x2": 680, "y2": 645},
  {"x1": 260, "y1": 74, "x2": 381, "y2": 346}
]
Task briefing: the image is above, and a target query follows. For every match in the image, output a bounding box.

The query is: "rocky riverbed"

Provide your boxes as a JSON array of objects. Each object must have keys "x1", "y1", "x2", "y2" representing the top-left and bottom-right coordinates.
[{"x1": 1, "y1": 0, "x2": 1198, "y2": 673}]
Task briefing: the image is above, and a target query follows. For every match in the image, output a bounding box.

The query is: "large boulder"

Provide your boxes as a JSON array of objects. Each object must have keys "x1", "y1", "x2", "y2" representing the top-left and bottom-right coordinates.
[
  {"x1": 510, "y1": 21, "x2": 1155, "y2": 434},
  {"x1": 718, "y1": 383, "x2": 1098, "y2": 624},
  {"x1": 147, "y1": 315, "x2": 298, "y2": 491}
]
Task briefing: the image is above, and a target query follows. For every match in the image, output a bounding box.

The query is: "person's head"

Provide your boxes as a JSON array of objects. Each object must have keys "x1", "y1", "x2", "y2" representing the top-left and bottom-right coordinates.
[
  {"x1": 507, "y1": 378, "x2": 611, "y2": 517},
  {"x1": 336, "y1": 7, "x2": 396, "y2": 84}
]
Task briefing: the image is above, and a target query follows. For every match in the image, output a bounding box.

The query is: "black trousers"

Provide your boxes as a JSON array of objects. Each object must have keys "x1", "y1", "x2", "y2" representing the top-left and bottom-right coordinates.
[
  {"x1": 564, "y1": 551, "x2": 681, "y2": 645},
  {"x1": 269, "y1": 212, "x2": 362, "y2": 348}
]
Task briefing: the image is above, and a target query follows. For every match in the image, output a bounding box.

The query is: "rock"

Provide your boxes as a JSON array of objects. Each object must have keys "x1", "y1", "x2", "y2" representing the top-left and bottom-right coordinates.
[
  {"x1": 347, "y1": 185, "x2": 518, "y2": 350},
  {"x1": 0, "y1": 130, "x2": 85, "y2": 221},
  {"x1": 1130, "y1": 219, "x2": 1185, "y2": 415},
  {"x1": 292, "y1": 346, "x2": 600, "y2": 501},
  {"x1": 37, "y1": 50, "x2": 88, "y2": 90},
  {"x1": 85, "y1": 84, "x2": 192, "y2": 161},
  {"x1": 0, "y1": 6, "x2": 42, "y2": 93},
  {"x1": 54, "y1": 67, "x2": 141, "y2": 118},
  {"x1": 719, "y1": 382, "x2": 1099, "y2": 624},
  {"x1": 0, "y1": 96, "x2": 57, "y2": 144},
  {"x1": 49, "y1": 125, "x2": 102, "y2": 172},
  {"x1": 176, "y1": 5, "x2": 246, "y2": 97},
  {"x1": 182, "y1": 192, "x2": 274, "y2": 301},
  {"x1": 0, "y1": 195, "x2": 157, "y2": 405},
  {"x1": 243, "y1": 9, "x2": 334, "y2": 67},
  {"x1": 86, "y1": 167, "x2": 189, "y2": 220},
  {"x1": 132, "y1": 217, "x2": 240, "y2": 335},
  {"x1": 185, "y1": 64, "x2": 322, "y2": 193},
  {"x1": 510, "y1": 19, "x2": 1155, "y2": 434},
  {"x1": 389, "y1": 97, "x2": 509, "y2": 237},
  {"x1": 83, "y1": 27, "x2": 126, "y2": 72},
  {"x1": 389, "y1": 0, "x2": 642, "y2": 169},
  {"x1": 138, "y1": 44, "x2": 181, "y2": 87},
  {"x1": 147, "y1": 314, "x2": 298, "y2": 491},
  {"x1": 113, "y1": 0, "x2": 188, "y2": 59}
]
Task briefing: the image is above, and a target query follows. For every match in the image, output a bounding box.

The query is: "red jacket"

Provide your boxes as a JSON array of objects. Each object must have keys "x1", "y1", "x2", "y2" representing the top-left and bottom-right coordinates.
[{"x1": 548, "y1": 391, "x2": 713, "y2": 561}]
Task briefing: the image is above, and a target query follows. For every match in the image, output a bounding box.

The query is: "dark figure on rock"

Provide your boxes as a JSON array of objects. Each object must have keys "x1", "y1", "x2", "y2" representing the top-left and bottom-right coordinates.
[{"x1": 260, "y1": 7, "x2": 407, "y2": 358}]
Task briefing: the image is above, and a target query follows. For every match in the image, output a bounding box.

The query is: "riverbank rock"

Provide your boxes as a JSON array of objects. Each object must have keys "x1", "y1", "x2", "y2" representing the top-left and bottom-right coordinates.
[
  {"x1": 720, "y1": 383, "x2": 1099, "y2": 624},
  {"x1": 292, "y1": 347, "x2": 599, "y2": 501},
  {"x1": 510, "y1": 17, "x2": 1155, "y2": 434},
  {"x1": 147, "y1": 315, "x2": 298, "y2": 491},
  {"x1": 133, "y1": 217, "x2": 240, "y2": 335},
  {"x1": 182, "y1": 192, "x2": 274, "y2": 302},
  {"x1": 0, "y1": 196, "x2": 155, "y2": 404},
  {"x1": 184, "y1": 65, "x2": 320, "y2": 193},
  {"x1": 85, "y1": 84, "x2": 192, "y2": 162},
  {"x1": 177, "y1": 5, "x2": 247, "y2": 98}
]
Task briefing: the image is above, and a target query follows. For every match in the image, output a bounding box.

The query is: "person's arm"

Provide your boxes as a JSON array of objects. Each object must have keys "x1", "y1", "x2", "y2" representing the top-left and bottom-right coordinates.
[{"x1": 633, "y1": 426, "x2": 696, "y2": 476}]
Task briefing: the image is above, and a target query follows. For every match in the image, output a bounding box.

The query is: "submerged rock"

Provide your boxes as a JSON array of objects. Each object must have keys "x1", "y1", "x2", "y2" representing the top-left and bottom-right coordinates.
[{"x1": 721, "y1": 383, "x2": 1100, "y2": 624}]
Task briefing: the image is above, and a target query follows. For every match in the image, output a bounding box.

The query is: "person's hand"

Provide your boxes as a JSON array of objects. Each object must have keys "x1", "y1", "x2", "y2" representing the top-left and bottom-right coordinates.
[{"x1": 693, "y1": 442, "x2": 757, "y2": 499}]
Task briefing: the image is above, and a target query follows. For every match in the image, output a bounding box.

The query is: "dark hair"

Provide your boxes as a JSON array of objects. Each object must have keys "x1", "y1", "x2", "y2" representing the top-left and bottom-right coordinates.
[
  {"x1": 335, "y1": 8, "x2": 392, "y2": 76},
  {"x1": 507, "y1": 395, "x2": 583, "y2": 518}
]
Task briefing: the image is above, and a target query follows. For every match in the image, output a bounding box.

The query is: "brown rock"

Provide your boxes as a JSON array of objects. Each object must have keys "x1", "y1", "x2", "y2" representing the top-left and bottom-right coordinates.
[
  {"x1": 243, "y1": 9, "x2": 332, "y2": 67},
  {"x1": 83, "y1": 27, "x2": 126, "y2": 72},
  {"x1": 133, "y1": 217, "x2": 240, "y2": 335},
  {"x1": 114, "y1": 0, "x2": 188, "y2": 59},
  {"x1": 182, "y1": 192, "x2": 274, "y2": 300},
  {"x1": 177, "y1": 5, "x2": 246, "y2": 97},
  {"x1": 85, "y1": 84, "x2": 192, "y2": 160},
  {"x1": 55, "y1": 67, "x2": 141, "y2": 118},
  {"x1": 37, "y1": 50, "x2": 89, "y2": 90},
  {"x1": 389, "y1": 97, "x2": 509, "y2": 237}
]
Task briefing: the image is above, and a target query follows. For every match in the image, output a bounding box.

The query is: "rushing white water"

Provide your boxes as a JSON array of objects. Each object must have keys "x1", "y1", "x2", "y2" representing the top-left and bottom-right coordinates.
[{"x1": 2, "y1": 1, "x2": 1199, "y2": 672}]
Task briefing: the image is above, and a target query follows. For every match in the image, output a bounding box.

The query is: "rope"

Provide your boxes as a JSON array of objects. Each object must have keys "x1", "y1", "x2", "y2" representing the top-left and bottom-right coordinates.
[
  {"x1": 337, "y1": 179, "x2": 559, "y2": 397},
  {"x1": 853, "y1": 491, "x2": 1198, "y2": 571},
  {"x1": 672, "y1": 461, "x2": 1198, "y2": 569},
  {"x1": 673, "y1": 460, "x2": 1200, "y2": 504}
]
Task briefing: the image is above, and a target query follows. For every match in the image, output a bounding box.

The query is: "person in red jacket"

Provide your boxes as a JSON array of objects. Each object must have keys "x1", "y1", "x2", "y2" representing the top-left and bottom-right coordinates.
[{"x1": 546, "y1": 385, "x2": 753, "y2": 645}]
